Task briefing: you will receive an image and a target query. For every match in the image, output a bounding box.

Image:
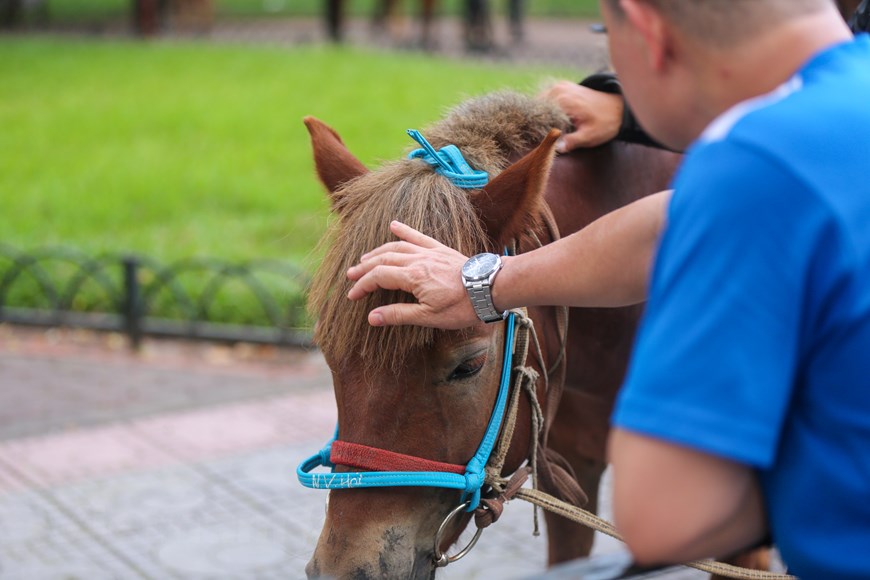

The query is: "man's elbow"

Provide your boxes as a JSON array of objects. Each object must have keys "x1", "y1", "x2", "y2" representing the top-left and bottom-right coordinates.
[
  {"x1": 608, "y1": 428, "x2": 765, "y2": 566},
  {"x1": 615, "y1": 504, "x2": 695, "y2": 566}
]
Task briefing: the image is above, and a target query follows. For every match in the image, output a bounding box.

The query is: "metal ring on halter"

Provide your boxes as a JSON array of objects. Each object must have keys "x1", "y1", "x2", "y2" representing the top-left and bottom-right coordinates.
[{"x1": 432, "y1": 501, "x2": 485, "y2": 568}]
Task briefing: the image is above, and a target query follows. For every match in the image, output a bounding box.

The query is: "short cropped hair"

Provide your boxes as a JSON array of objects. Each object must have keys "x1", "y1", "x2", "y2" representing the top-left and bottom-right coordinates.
[{"x1": 605, "y1": 0, "x2": 831, "y2": 47}]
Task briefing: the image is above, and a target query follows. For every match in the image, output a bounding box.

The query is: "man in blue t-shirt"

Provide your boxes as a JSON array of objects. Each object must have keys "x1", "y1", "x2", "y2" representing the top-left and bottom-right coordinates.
[
  {"x1": 611, "y1": 34, "x2": 870, "y2": 579},
  {"x1": 346, "y1": 0, "x2": 870, "y2": 577}
]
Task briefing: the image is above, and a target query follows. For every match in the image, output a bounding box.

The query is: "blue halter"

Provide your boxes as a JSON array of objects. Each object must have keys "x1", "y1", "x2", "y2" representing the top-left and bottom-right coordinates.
[
  {"x1": 406, "y1": 129, "x2": 489, "y2": 190},
  {"x1": 296, "y1": 311, "x2": 517, "y2": 511}
]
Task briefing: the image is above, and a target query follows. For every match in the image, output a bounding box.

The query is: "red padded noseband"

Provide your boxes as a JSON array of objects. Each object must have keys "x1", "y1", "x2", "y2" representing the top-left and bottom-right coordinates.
[{"x1": 330, "y1": 440, "x2": 466, "y2": 475}]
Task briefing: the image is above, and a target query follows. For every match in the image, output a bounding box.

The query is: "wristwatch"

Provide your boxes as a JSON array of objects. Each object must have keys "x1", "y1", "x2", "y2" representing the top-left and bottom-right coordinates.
[{"x1": 461, "y1": 253, "x2": 506, "y2": 323}]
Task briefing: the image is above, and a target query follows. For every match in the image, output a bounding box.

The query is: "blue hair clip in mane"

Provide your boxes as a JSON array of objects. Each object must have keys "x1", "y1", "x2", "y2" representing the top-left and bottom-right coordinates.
[{"x1": 407, "y1": 129, "x2": 489, "y2": 190}]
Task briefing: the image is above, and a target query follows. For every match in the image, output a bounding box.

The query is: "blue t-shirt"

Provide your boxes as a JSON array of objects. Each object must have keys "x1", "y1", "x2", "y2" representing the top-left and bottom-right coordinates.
[{"x1": 613, "y1": 36, "x2": 870, "y2": 579}]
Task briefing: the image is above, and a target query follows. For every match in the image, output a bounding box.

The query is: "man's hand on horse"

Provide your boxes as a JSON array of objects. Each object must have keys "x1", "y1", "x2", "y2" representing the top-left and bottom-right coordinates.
[
  {"x1": 347, "y1": 221, "x2": 479, "y2": 330},
  {"x1": 539, "y1": 80, "x2": 624, "y2": 151}
]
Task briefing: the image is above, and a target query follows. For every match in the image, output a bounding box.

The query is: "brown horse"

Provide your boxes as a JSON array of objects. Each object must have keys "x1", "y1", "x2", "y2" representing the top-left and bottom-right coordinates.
[
  {"x1": 301, "y1": 92, "x2": 779, "y2": 579},
  {"x1": 301, "y1": 91, "x2": 684, "y2": 579},
  {"x1": 838, "y1": 0, "x2": 863, "y2": 20}
]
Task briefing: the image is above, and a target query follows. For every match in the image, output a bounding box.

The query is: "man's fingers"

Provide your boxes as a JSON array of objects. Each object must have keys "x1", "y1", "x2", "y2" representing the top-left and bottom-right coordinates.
[
  {"x1": 358, "y1": 222, "x2": 441, "y2": 262},
  {"x1": 557, "y1": 130, "x2": 590, "y2": 153},
  {"x1": 368, "y1": 303, "x2": 424, "y2": 327},
  {"x1": 348, "y1": 251, "x2": 416, "y2": 281},
  {"x1": 538, "y1": 80, "x2": 576, "y2": 102},
  {"x1": 347, "y1": 265, "x2": 412, "y2": 301},
  {"x1": 389, "y1": 221, "x2": 441, "y2": 249},
  {"x1": 360, "y1": 240, "x2": 419, "y2": 262},
  {"x1": 370, "y1": 303, "x2": 468, "y2": 330}
]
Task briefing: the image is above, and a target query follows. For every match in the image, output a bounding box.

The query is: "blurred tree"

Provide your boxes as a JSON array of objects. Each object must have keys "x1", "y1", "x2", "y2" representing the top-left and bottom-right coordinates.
[
  {"x1": 132, "y1": 0, "x2": 161, "y2": 34},
  {"x1": 132, "y1": 0, "x2": 212, "y2": 36},
  {"x1": 325, "y1": 0, "x2": 523, "y2": 51},
  {"x1": 0, "y1": 0, "x2": 23, "y2": 28}
]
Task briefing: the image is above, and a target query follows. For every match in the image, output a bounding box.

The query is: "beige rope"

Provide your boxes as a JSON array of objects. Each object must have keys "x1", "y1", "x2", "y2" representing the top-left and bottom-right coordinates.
[{"x1": 484, "y1": 308, "x2": 535, "y2": 484}]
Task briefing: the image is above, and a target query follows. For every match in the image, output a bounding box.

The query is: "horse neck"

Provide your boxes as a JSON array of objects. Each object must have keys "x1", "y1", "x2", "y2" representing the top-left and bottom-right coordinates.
[
  {"x1": 538, "y1": 141, "x2": 682, "y2": 462},
  {"x1": 515, "y1": 199, "x2": 568, "y2": 403},
  {"x1": 545, "y1": 143, "x2": 677, "y2": 236}
]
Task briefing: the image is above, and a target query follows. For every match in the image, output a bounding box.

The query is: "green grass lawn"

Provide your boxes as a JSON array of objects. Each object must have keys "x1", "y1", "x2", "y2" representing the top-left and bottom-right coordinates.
[{"x1": 0, "y1": 38, "x2": 578, "y2": 325}]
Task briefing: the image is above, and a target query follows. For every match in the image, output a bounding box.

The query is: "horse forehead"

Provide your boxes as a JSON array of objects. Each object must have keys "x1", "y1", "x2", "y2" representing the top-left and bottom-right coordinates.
[
  {"x1": 325, "y1": 350, "x2": 430, "y2": 407},
  {"x1": 327, "y1": 327, "x2": 498, "y2": 391},
  {"x1": 331, "y1": 356, "x2": 425, "y2": 390}
]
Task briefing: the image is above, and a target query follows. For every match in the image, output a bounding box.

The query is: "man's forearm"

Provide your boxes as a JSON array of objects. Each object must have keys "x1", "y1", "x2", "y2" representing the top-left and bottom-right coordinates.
[{"x1": 493, "y1": 190, "x2": 671, "y2": 311}]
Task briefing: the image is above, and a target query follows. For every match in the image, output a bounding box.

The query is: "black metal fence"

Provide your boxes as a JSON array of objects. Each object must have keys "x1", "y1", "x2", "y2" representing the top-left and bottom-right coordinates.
[{"x1": 0, "y1": 245, "x2": 312, "y2": 348}]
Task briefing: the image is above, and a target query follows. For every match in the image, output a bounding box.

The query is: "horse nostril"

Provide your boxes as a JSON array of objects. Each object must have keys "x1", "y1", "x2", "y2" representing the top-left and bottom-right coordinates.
[
  {"x1": 412, "y1": 549, "x2": 437, "y2": 580},
  {"x1": 304, "y1": 559, "x2": 323, "y2": 579}
]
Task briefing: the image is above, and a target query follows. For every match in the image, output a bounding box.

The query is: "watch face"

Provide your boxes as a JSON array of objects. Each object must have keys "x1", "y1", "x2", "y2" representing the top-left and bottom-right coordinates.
[{"x1": 462, "y1": 253, "x2": 500, "y2": 280}]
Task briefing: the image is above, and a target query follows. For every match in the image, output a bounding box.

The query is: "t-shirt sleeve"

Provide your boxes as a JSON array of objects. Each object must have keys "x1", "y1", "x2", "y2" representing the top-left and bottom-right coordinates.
[{"x1": 613, "y1": 139, "x2": 826, "y2": 468}]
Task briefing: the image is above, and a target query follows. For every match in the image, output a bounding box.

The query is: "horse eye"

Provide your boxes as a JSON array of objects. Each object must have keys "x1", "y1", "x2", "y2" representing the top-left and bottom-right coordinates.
[{"x1": 448, "y1": 354, "x2": 487, "y2": 382}]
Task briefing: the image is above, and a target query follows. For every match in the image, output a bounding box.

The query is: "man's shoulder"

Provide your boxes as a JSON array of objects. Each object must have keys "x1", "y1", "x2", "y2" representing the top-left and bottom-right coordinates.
[
  {"x1": 700, "y1": 38, "x2": 870, "y2": 152},
  {"x1": 669, "y1": 131, "x2": 822, "y2": 244}
]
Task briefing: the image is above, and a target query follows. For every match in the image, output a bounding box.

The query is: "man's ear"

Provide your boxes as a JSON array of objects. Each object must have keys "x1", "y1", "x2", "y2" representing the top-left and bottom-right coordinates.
[
  {"x1": 304, "y1": 116, "x2": 368, "y2": 207},
  {"x1": 620, "y1": 0, "x2": 670, "y2": 71}
]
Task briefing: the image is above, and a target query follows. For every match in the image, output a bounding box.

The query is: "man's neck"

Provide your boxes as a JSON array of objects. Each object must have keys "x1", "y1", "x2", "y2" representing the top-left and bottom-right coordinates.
[{"x1": 685, "y1": 9, "x2": 853, "y2": 145}]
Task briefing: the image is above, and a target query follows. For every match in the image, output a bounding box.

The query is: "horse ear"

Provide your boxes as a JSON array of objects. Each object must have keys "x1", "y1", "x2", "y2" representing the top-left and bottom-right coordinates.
[
  {"x1": 304, "y1": 116, "x2": 369, "y2": 203},
  {"x1": 472, "y1": 129, "x2": 561, "y2": 247}
]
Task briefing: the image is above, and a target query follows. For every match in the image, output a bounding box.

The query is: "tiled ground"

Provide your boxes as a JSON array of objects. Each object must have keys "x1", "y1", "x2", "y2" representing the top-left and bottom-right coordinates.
[{"x1": 0, "y1": 327, "x2": 702, "y2": 580}]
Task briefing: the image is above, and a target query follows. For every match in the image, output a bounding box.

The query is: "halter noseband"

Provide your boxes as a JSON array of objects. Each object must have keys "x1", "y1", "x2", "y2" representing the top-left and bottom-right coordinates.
[{"x1": 296, "y1": 311, "x2": 518, "y2": 511}]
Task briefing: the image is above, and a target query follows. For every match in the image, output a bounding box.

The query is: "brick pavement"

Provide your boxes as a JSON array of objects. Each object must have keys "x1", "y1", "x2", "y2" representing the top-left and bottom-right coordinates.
[{"x1": 0, "y1": 326, "x2": 697, "y2": 580}]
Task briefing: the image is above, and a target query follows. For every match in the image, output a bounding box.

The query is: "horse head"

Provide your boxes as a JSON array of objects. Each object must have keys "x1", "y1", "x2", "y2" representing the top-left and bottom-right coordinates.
[{"x1": 302, "y1": 94, "x2": 572, "y2": 580}]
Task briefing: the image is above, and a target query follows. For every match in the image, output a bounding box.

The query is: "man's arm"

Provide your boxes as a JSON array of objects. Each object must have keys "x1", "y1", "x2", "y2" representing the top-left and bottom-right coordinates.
[
  {"x1": 493, "y1": 189, "x2": 669, "y2": 310},
  {"x1": 346, "y1": 190, "x2": 671, "y2": 329},
  {"x1": 609, "y1": 429, "x2": 768, "y2": 565}
]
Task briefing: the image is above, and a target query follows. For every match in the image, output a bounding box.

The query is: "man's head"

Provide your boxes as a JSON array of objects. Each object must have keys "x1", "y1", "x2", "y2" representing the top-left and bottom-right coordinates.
[
  {"x1": 599, "y1": 0, "x2": 847, "y2": 149},
  {"x1": 603, "y1": 0, "x2": 831, "y2": 47}
]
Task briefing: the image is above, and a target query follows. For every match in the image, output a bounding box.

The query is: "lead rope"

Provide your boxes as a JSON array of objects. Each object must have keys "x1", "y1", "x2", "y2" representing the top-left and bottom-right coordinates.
[
  {"x1": 477, "y1": 307, "x2": 583, "y2": 535},
  {"x1": 478, "y1": 309, "x2": 547, "y2": 534},
  {"x1": 481, "y1": 309, "x2": 533, "y2": 487}
]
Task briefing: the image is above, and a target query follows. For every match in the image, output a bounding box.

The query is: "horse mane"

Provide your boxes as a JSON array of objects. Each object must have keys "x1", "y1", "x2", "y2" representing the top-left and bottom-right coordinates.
[{"x1": 308, "y1": 91, "x2": 571, "y2": 372}]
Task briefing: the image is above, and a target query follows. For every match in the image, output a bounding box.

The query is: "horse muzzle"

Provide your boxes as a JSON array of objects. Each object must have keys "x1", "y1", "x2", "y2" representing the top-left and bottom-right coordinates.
[{"x1": 306, "y1": 539, "x2": 436, "y2": 580}]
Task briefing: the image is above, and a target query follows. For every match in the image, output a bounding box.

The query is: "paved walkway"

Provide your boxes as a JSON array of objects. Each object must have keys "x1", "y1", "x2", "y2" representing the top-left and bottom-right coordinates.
[{"x1": 0, "y1": 326, "x2": 699, "y2": 580}]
